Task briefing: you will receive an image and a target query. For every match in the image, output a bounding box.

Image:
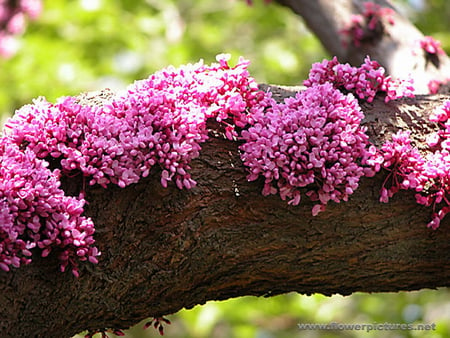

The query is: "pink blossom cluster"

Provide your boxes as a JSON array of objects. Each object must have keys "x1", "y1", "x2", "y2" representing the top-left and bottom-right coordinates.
[
  {"x1": 420, "y1": 101, "x2": 450, "y2": 228},
  {"x1": 426, "y1": 77, "x2": 450, "y2": 95},
  {"x1": 240, "y1": 83, "x2": 372, "y2": 215},
  {"x1": 304, "y1": 56, "x2": 415, "y2": 103},
  {"x1": 5, "y1": 55, "x2": 261, "y2": 190},
  {"x1": 417, "y1": 36, "x2": 447, "y2": 94},
  {"x1": 419, "y1": 36, "x2": 445, "y2": 56},
  {"x1": 0, "y1": 54, "x2": 262, "y2": 274},
  {"x1": 341, "y1": 1, "x2": 395, "y2": 47},
  {"x1": 428, "y1": 79, "x2": 443, "y2": 94},
  {"x1": 367, "y1": 101, "x2": 450, "y2": 228},
  {"x1": 365, "y1": 131, "x2": 425, "y2": 202},
  {"x1": 0, "y1": 0, "x2": 42, "y2": 58},
  {"x1": 0, "y1": 139, "x2": 98, "y2": 275},
  {"x1": 112, "y1": 54, "x2": 262, "y2": 189}
]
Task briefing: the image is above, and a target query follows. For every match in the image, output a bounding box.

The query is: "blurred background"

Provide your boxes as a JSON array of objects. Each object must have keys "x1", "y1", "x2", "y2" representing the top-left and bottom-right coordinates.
[{"x1": 0, "y1": 0, "x2": 448, "y2": 337}]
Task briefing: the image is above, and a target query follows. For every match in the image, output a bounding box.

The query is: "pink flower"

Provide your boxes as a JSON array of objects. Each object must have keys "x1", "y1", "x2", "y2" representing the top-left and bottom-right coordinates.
[
  {"x1": 312, "y1": 204, "x2": 326, "y2": 216},
  {"x1": 240, "y1": 82, "x2": 371, "y2": 215},
  {"x1": 370, "y1": 100, "x2": 450, "y2": 228},
  {"x1": 426, "y1": 132, "x2": 440, "y2": 147},
  {"x1": 428, "y1": 79, "x2": 442, "y2": 94},
  {"x1": 340, "y1": 2, "x2": 395, "y2": 47},
  {"x1": 419, "y1": 36, "x2": 445, "y2": 55},
  {"x1": 304, "y1": 56, "x2": 414, "y2": 103}
]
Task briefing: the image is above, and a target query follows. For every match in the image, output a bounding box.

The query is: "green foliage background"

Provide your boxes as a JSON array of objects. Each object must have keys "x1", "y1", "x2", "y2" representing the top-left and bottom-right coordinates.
[{"x1": 0, "y1": 0, "x2": 448, "y2": 337}]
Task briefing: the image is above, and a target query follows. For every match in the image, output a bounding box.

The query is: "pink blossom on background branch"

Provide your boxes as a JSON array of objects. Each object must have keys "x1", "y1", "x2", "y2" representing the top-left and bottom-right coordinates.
[
  {"x1": 414, "y1": 35, "x2": 449, "y2": 94},
  {"x1": 0, "y1": 0, "x2": 42, "y2": 58},
  {"x1": 419, "y1": 36, "x2": 445, "y2": 56},
  {"x1": 340, "y1": 2, "x2": 395, "y2": 47},
  {"x1": 428, "y1": 79, "x2": 443, "y2": 94}
]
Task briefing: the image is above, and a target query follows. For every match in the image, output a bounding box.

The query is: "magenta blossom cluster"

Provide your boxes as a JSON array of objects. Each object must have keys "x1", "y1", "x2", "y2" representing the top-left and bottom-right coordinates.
[
  {"x1": 4, "y1": 55, "x2": 261, "y2": 190},
  {"x1": 367, "y1": 100, "x2": 450, "y2": 229},
  {"x1": 419, "y1": 36, "x2": 445, "y2": 56},
  {"x1": 0, "y1": 0, "x2": 42, "y2": 58},
  {"x1": 428, "y1": 79, "x2": 443, "y2": 95},
  {"x1": 365, "y1": 131, "x2": 425, "y2": 202},
  {"x1": 0, "y1": 54, "x2": 263, "y2": 274},
  {"x1": 341, "y1": 1, "x2": 395, "y2": 47},
  {"x1": 414, "y1": 36, "x2": 447, "y2": 94},
  {"x1": 304, "y1": 56, "x2": 415, "y2": 103},
  {"x1": 426, "y1": 77, "x2": 450, "y2": 95},
  {"x1": 240, "y1": 83, "x2": 372, "y2": 216},
  {"x1": 0, "y1": 139, "x2": 98, "y2": 275},
  {"x1": 416, "y1": 36, "x2": 448, "y2": 94},
  {"x1": 419, "y1": 101, "x2": 450, "y2": 228}
]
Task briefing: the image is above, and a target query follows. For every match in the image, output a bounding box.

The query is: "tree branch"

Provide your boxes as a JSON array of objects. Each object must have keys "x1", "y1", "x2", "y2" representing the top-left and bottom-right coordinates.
[
  {"x1": 273, "y1": 0, "x2": 450, "y2": 93},
  {"x1": 1, "y1": 85, "x2": 450, "y2": 337}
]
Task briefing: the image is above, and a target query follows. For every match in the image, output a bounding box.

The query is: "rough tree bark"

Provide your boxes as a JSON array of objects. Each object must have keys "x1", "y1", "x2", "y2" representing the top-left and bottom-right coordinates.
[
  {"x1": 274, "y1": 0, "x2": 450, "y2": 93},
  {"x1": 1, "y1": 84, "x2": 450, "y2": 338}
]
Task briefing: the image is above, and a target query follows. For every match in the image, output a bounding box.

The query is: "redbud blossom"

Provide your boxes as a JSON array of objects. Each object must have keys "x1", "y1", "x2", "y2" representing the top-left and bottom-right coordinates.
[
  {"x1": 367, "y1": 100, "x2": 450, "y2": 228},
  {"x1": 341, "y1": 2, "x2": 395, "y2": 47},
  {"x1": 240, "y1": 83, "x2": 371, "y2": 215},
  {"x1": 419, "y1": 36, "x2": 445, "y2": 55},
  {"x1": 304, "y1": 56, "x2": 414, "y2": 103}
]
